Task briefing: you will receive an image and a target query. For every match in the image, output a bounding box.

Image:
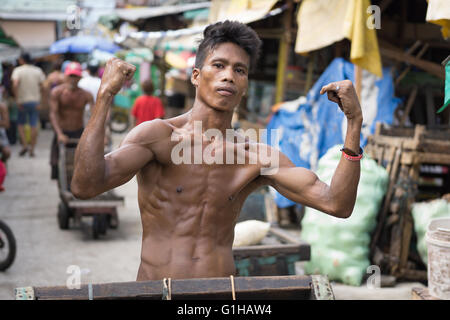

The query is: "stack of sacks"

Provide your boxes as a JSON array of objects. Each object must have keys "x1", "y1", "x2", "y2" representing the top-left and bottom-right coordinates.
[{"x1": 300, "y1": 145, "x2": 388, "y2": 286}]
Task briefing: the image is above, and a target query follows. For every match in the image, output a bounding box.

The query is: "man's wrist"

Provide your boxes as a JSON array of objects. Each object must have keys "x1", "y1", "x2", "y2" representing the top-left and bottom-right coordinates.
[
  {"x1": 97, "y1": 87, "x2": 115, "y2": 100},
  {"x1": 347, "y1": 116, "x2": 363, "y2": 132}
]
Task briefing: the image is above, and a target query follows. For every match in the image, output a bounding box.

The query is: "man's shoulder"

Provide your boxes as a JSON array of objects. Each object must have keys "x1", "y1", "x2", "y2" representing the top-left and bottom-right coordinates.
[
  {"x1": 51, "y1": 84, "x2": 65, "y2": 95},
  {"x1": 128, "y1": 118, "x2": 174, "y2": 141},
  {"x1": 25, "y1": 64, "x2": 43, "y2": 73},
  {"x1": 121, "y1": 119, "x2": 174, "y2": 151}
]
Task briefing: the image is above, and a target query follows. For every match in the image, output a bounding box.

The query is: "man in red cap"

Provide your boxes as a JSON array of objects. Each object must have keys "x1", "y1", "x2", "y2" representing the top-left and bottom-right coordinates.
[{"x1": 49, "y1": 61, "x2": 94, "y2": 180}]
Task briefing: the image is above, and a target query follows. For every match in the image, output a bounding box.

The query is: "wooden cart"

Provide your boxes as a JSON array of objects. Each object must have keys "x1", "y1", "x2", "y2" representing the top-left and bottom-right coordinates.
[
  {"x1": 233, "y1": 226, "x2": 310, "y2": 276},
  {"x1": 15, "y1": 274, "x2": 334, "y2": 300},
  {"x1": 57, "y1": 139, "x2": 124, "y2": 239}
]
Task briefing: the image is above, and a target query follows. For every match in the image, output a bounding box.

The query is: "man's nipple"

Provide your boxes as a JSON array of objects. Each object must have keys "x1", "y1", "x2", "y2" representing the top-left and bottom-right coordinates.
[{"x1": 176, "y1": 186, "x2": 183, "y2": 193}]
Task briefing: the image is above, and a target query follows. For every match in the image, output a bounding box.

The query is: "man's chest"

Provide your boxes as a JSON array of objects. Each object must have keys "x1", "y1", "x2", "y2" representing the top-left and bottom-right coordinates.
[{"x1": 58, "y1": 90, "x2": 87, "y2": 111}]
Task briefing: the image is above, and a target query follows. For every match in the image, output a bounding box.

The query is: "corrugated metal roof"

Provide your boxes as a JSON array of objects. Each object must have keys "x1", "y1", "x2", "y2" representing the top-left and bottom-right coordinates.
[
  {"x1": 0, "y1": 0, "x2": 77, "y2": 12},
  {"x1": 0, "y1": 0, "x2": 77, "y2": 21},
  {"x1": 115, "y1": 5, "x2": 286, "y2": 52},
  {"x1": 114, "y1": 2, "x2": 211, "y2": 21}
]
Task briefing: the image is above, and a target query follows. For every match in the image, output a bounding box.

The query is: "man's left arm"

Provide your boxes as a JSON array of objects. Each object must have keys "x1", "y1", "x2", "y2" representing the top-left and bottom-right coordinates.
[{"x1": 266, "y1": 80, "x2": 363, "y2": 218}]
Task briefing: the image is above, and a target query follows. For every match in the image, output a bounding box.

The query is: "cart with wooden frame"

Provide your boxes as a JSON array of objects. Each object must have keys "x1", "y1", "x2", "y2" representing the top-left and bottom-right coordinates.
[
  {"x1": 57, "y1": 139, "x2": 124, "y2": 239},
  {"x1": 15, "y1": 274, "x2": 334, "y2": 300},
  {"x1": 233, "y1": 226, "x2": 310, "y2": 277}
]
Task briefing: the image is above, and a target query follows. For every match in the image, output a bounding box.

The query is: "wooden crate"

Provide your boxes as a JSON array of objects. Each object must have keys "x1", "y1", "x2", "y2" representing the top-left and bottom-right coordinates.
[
  {"x1": 15, "y1": 275, "x2": 334, "y2": 300},
  {"x1": 411, "y1": 287, "x2": 441, "y2": 300},
  {"x1": 233, "y1": 227, "x2": 310, "y2": 276},
  {"x1": 366, "y1": 123, "x2": 450, "y2": 281}
]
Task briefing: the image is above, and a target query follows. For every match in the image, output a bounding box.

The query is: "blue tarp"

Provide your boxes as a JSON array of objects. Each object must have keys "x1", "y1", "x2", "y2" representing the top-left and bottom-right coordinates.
[
  {"x1": 265, "y1": 58, "x2": 401, "y2": 208},
  {"x1": 50, "y1": 35, "x2": 120, "y2": 54}
]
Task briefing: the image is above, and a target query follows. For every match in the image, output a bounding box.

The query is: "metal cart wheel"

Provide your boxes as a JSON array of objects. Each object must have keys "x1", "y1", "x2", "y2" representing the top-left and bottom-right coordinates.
[
  {"x1": 92, "y1": 215, "x2": 108, "y2": 239},
  {"x1": 109, "y1": 111, "x2": 129, "y2": 134},
  {"x1": 0, "y1": 220, "x2": 16, "y2": 271},
  {"x1": 57, "y1": 202, "x2": 70, "y2": 230}
]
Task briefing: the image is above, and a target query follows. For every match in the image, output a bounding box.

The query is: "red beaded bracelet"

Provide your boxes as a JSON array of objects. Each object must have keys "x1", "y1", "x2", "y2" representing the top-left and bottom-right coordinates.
[{"x1": 340, "y1": 147, "x2": 363, "y2": 161}]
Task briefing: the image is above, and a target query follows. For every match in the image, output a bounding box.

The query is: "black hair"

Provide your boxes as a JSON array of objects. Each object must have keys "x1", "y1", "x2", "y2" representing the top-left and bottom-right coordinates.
[
  {"x1": 20, "y1": 52, "x2": 32, "y2": 64},
  {"x1": 87, "y1": 65, "x2": 99, "y2": 76},
  {"x1": 195, "y1": 20, "x2": 262, "y2": 72},
  {"x1": 141, "y1": 79, "x2": 154, "y2": 95}
]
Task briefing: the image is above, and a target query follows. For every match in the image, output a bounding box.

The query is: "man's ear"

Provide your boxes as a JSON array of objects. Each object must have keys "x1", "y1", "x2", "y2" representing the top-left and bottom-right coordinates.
[{"x1": 191, "y1": 68, "x2": 200, "y2": 87}]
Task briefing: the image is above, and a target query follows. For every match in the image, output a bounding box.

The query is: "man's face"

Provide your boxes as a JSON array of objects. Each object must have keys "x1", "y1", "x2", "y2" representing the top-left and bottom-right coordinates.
[
  {"x1": 66, "y1": 74, "x2": 81, "y2": 88},
  {"x1": 191, "y1": 42, "x2": 250, "y2": 112}
]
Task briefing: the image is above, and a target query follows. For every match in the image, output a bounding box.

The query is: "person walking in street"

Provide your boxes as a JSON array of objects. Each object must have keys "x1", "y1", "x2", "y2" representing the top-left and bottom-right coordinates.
[
  {"x1": 49, "y1": 61, "x2": 93, "y2": 180},
  {"x1": 11, "y1": 53, "x2": 46, "y2": 157},
  {"x1": 130, "y1": 79, "x2": 165, "y2": 127}
]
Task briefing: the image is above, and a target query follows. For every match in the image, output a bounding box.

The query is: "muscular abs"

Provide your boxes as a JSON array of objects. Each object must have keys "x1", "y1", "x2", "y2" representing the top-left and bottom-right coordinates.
[{"x1": 134, "y1": 120, "x2": 263, "y2": 281}]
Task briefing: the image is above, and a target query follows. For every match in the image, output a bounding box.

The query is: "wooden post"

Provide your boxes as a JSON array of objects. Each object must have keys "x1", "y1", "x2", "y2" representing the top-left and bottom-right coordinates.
[
  {"x1": 399, "y1": 86, "x2": 418, "y2": 127},
  {"x1": 275, "y1": 0, "x2": 293, "y2": 103},
  {"x1": 354, "y1": 65, "x2": 362, "y2": 101},
  {"x1": 304, "y1": 53, "x2": 315, "y2": 94},
  {"x1": 425, "y1": 87, "x2": 436, "y2": 127}
]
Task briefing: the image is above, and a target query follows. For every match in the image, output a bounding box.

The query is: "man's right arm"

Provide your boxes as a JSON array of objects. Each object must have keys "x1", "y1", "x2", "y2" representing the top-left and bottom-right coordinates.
[
  {"x1": 71, "y1": 58, "x2": 146, "y2": 199},
  {"x1": 49, "y1": 87, "x2": 67, "y2": 143},
  {"x1": 11, "y1": 70, "x2": 19, "y2": 104},
  {"x1": 0, "y1": 103, "x2": 9, "y2": 129}
]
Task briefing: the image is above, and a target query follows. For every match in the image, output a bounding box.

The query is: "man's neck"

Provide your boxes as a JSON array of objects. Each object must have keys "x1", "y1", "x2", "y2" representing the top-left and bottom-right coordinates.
[
  {"x1": 189, "y1": 99, "x2": 234, "y2": 134},
  {"x1": 65, "y1": 83, "x2": 79, "y2": 91}
]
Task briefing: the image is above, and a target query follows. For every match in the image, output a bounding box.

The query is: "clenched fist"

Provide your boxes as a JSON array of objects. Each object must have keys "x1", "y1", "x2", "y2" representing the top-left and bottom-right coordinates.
[
  {"x1": 320, "y1": 80, "x2": 363, "y2": 122},
  {"x1": 99, "y1": 58, "x2": 136, "y2": 96}
]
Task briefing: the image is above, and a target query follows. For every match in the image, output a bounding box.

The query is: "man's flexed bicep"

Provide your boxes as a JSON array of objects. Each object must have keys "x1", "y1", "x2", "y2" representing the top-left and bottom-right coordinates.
[
  {"x1": 102, "y1": 129, "x2": 155, "y2": 190},
  {"x1": 265, "y1": 151, "x2": 353, "y2": 219},
  {"x1": 71, "y1": 121, "x2": 158, "y2": 198}
]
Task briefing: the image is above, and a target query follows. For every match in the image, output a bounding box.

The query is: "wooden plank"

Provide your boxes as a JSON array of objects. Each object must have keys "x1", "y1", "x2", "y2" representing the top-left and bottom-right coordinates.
[
  {"x1": 264, "y1": 193, "x2": 278, "y2": 225},
  {"x1": 401, "y1": 269, "x2": 428, "y2": 282},
  {"x1": 274, "y1": 0, "x2": 293, "y2": 103},
  {"x1": 425, "y1": 87, "x2": 436, "y2": 127},
  {"x1": 401, "y1": 152, "x2": 450, "y2": 165},
  {"x1": 310, "y1": 275, "x2": 335, "y2": 300},
  {"x1": 370, "y1": 144, "x2": 401, "y2": 253},
  {"x1": 395, "y1": 44, "x2": 429, "y2": 86},
  {"x1": 354, "y1": 65, "x2": 362, "y2": 101},
  {"x1": 58, "y1": 143, "x2": 68, "y2": 193},
  {"x1": 380, "y1": 45, "x2": 445, "y2": 79},
  {"x1": 74, "y1": 207, "x2": 116, "y2": 215},
  {"x1": 68, "y1": 200, "x2": 124, "y2": 208},
  {"x1": 399, "y1": 86, "x2": 418, "y2": 126},
  {"x1": 233, "y1": 243, "x2": 310, "y2": 261},
  {"x1": 411, "y1": 287, "x2": 440, "y2": 300},
  {"x1": 18, "y1": 275, "x2": 321, "y2": 300},
  {"x1": 268, "y1": 226, "x2": 301, "y2": 244}
]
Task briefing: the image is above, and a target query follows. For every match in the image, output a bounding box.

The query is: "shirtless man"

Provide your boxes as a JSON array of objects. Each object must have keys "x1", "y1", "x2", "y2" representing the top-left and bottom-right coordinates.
[
  {"x1": 41, "y1": 63, "x2": 64, "y2": 129},
  {"x1": 49, "y1": 61, "x2": 93, "y2": 180},
  {"x1": 72, "y1": 21, "x2": 363, "y2": 281}
]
